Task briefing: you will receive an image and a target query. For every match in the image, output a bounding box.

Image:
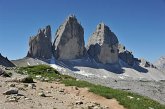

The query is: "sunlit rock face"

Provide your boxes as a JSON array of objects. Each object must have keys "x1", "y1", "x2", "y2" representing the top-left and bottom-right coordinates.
[
  {"x1": 53, "y1": 15, "x2": 85, "y2": 60},
  {"x1": 87, "y1": 23, "x2": 119, "y2": 64},
  {"x1": 27, "y1": 25, "x2": 52, "y2": 59},
  {"x1": 154, "y1": 56, "x2": 165, "y2": 71}
]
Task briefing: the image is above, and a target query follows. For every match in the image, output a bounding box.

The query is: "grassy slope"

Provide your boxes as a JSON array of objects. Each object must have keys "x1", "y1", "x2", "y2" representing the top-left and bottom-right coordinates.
[{"x1": 17, "y1": 65, "x2": 165, "y2": 109}]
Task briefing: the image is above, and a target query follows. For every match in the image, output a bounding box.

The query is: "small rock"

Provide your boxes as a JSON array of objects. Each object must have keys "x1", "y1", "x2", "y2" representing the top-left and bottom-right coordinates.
[
  {"x1": 25, "y1": 97, "x2": 32, "y2": 100},
  {"x1": 93, "y1": 106, "x2": 101, "y2": 109},
  {"x1": 19, "y1": 75, "x2": 34, "y2": 83},
  {"x1": 38, "y1": 92, "x2": 46, "y2": 97},
  {"x1": 28, "y1": 84, "x2": 36, "y2": 89},
  {"x1": 46, "y1": 91, "x2": 51, "y2": 93},
  {"x1": 6, "y1": 95, "x2": 20, "y2": 102},
  {"x1": 148, "y1": 107, "x2": 154, "y2": 109},
  {"x1": 137, "y1": 98, "x2": 140, "y2": 100},
  {"x1": 59, "y1": 88, "x2": 65, "y2": 92},
  {"x1": 75, "y1": 101, "x2": 83, "y2": 105},
  {"x1": 23, "y1": 84, "x2": 28, "y2": 88},
  {"x1": 9, "y1": 84, "x2": 15, "y2": 87},
  {"x1": 18, "y1": 87, "x2": 26, "y2": 91},
  {"x1": 55, "y1": 79, "x2": 61, "y2": 82},
  {"x1": 36, "y1": 75, "x2": 42, "y2": 79},
  {"x1": 127, "y1": 96, "x2": 134, "y2": 99},
  {"x1": 3, "y1": 88, "x2": 18, "y2": 95},
  {"x1": 75, "y1": 86, "x2": 79, "y2": 90},
  {"x1": 44, "y1": 77, "x2": 50, "y2": 82},
  {"x1": 38, "y1": 103, "x2": 42, "y2": 106}
]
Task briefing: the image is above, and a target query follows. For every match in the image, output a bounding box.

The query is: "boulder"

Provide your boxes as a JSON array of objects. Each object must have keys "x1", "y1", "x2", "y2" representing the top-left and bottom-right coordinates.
[
  {"x1": 87, "y1": 23, "x2": 119, "y2": 64},
  {"x1": 118, "y1": 44, "x2": 135, "y2": 66},
  {"x1": 27, "y1": 25, "x2": 52, "y2": 59},
  {"x1": 53, "y1": 15, "x2": 85, "y2": 60},
  {"x1": 3, "y1": 88, "x2": 18, "y2": 95},
  {"x1": 0, "y1": 68, "x2": 12, "y2": 77}
]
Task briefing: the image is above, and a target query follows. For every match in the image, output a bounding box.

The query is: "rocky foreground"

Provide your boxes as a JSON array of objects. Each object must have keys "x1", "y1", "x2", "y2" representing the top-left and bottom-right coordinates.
[{"x1": 0, "y1": 67, "x2": 124, "y2": 109}]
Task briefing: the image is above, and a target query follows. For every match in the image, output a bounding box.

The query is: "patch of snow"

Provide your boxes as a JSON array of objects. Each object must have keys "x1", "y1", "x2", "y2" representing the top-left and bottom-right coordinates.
[
  {"x1": 103, "y1": 76, "x2": 107, "y2": 79},
  {"x1": 74, "y1": 70, "x2": 94, "y2": 77},
  {"x1": 50, "y1": 64, "x2": 66, "y2": 72},
  {"x1": 27, "y1": 62, "x2": 30, "y2": 66},
  {"x1": 118, "y1": 75, "x2": 125, "y2": 79}
]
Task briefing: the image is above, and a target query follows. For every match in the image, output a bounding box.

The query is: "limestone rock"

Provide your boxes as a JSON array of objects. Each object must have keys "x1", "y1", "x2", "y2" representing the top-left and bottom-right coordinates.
[
  {"x1": 139, "y1": 58, "x2": 156, "y2": 68},
  {"x1": 118, "y1": 44, "x2": 135, "y2": 66},
  {"x1": 154, "y1": 56, "x2": 165, "y2": 72},
  {"x1": 18, "y1": 75, "x2": 34, "y2": 83},
  {"x1": 27, "y1": 25, "x2": 52, "y2": 59},
  {"x1": 87, "y1": 23, "x2": 119, "y2": 64},
  {"x1": 3, "y1": 88, "x2": 18, "y2": 95},
  {"x1": 53, "y1": 15, "x2": 85, "y2": 60},
  {"x1": 0, "y1": 53, "x2": 15, "y2": 67},
  {"x1": 38, "y1": 92, "x2": 46, "y2": 97}
]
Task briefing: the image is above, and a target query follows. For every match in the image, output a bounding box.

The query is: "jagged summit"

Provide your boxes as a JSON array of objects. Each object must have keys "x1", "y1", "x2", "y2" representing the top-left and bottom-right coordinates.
[
  {"x1": 53, "y1": 15, "x2": 85, "y2": 60},
  {"x1": 27, "y1": 25, "x2": 52, "y2": 59},
  {"x1": 88, "y1": 23, "x2": 118, "y2": 46},
  {"x1": 67, "y1": 14, "x2": 77, "y2": 21},
  {"x1": 87, "y1": 23, "x2": 119, "y2": 64},
  {"x1": 0, "y1": 53, "x2": 15, "y2": 67}
]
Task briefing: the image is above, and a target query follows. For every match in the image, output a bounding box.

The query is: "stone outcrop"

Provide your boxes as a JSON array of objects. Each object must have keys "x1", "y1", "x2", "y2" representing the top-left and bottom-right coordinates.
[
  {"x1": 27, "y1": 25, "x2": 52, "y2": 59},
  {"x1": 118, "y1": 44, "x2": 135, "y2": 66},
  {"x1": 53, "y1": 15, "x2": 85, "y2": 60},
  {"x1": 87, "y1": 23, "x2": 119, "y2": 64},
  {"x1": 139, "y1": 58, "x2": 156, "y2": 68},
  {"x1": 154, "y1": 56, "x2": 165, "y2": 72},
  {"x1": 0, "y1": 53, "x2": 15, "y2": 67}
]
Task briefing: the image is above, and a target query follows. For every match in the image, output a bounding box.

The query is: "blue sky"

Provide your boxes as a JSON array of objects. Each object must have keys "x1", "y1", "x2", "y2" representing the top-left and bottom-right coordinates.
[{"x1": 0, "y1": 0, "x2": 165, "y2": 62}]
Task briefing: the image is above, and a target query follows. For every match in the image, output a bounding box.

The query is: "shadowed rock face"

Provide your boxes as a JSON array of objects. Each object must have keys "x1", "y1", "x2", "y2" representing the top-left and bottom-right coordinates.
[
  {"x1": 87, "y1": 23, "x2": 119, "y2": 64},
  {"x1": 0, "y1": 53, "x2": 15, "y2": 67},
  {"x1": 27, "y1": 25, "x2": 52, "y2": 59},
  {"x1": 118, "y1": 44, "x2": 135, "y2": 66},
  {"x1": 53, "y1": 15, "x2": 85, "y2": 60}
]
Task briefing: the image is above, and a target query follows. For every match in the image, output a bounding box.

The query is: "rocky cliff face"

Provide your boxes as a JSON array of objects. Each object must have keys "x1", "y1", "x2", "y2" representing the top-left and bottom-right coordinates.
[
  {"x1": 118, "y1": 44, "x2": 135, "y2": 66},
  {"x1": 0, "y1": 53, "x2": 15, "y2": 67},
  {"x1": 53, "y1": 15, "x2": 85, "y2": 60},
  {"x1": 27, "y1": 25, "x2": 52, "y2": 59},
  {"x1": 87, "y1": 23, "x2": 119, "y2": 64},
  {"x1": 154, "y1": 56, "x2": 165, "y2": 72}
]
